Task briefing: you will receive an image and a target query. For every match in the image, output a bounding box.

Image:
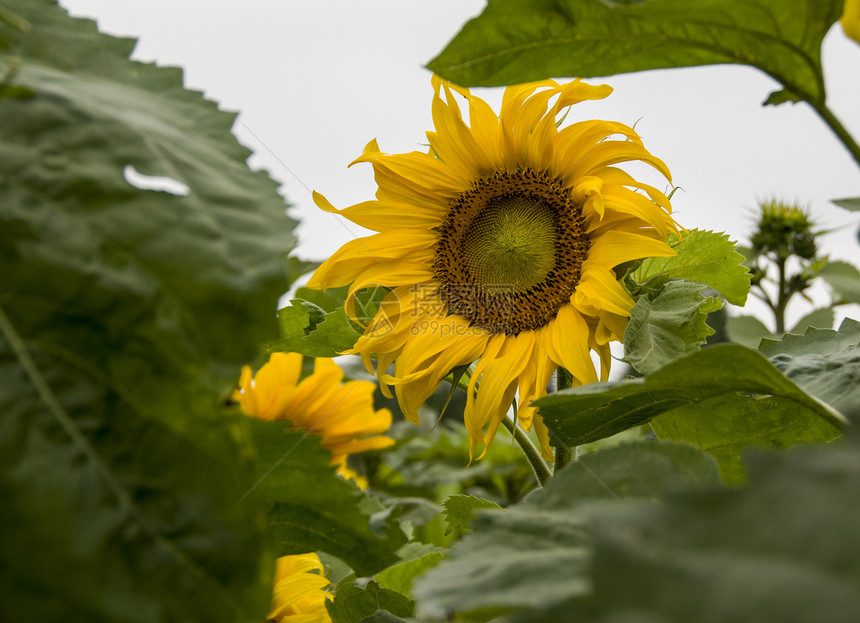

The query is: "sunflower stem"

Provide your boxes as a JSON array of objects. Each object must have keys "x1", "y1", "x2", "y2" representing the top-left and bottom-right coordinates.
[
  {"x1": 774, "y1": 255, "x2": 788, "y2": 335},
  {"x1": 805, "y1": 97, "x2": 860, "y2": 169},
  {"x1": 553, "y1": 368, "x2": 575, "y2": 473},
  {"x1": 502, "y1": 415, "x2": 551, "y2": 487}
]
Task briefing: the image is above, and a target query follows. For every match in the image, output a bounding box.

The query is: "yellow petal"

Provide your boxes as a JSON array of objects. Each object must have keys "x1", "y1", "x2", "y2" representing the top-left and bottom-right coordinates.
[
  {"x1": 587, "y1": 230, "x2": 676, "y2": 267},
  {"x1": 545, "y1": 305, "x2": 598, "y2": 385}
]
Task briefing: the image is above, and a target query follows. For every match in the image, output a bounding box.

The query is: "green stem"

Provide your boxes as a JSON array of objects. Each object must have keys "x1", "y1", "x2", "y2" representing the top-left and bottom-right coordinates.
[
  {"x1": 774, "y1": 256, "x2": 787, "y2": 334},
  {"x1": 502, "y1": 415, "x2": 551, "y2": 487},
  {"x1": 808, "y1": 99, "x2": 860, "y2": 170},
  {"x1": 554, "y1": 368, "x2": 574, "y2": 472}
]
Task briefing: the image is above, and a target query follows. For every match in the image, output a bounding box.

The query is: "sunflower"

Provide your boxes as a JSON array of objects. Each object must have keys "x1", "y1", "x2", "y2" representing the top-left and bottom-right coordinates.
[
  {"x1": 268, "y1": 553, "x2": 331, "y2": 623},
  {"x1": 308, "y1": 76, "x2": 680, "y2": 460},
  {"x1": 843, "y1": 0, "x2": 860, "y2": 44},
  {"x1": 234, "y1": 352, "x2": 394, "y2": 477}
]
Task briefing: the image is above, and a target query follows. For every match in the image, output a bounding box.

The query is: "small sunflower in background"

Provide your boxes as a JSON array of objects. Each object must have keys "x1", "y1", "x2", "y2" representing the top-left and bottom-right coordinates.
[
  {"x1": 267, "y1": 553, "x2": 331, "y2": 623},
  {"x1": 234, "y1": 352, "x2": 394, "y2": 484},
  {"x1": 309, "y1": 76, "x2": 681, "y2": 460},
  {"x1": 843, "y1": 0, "x2": 860, "y2": 44}
]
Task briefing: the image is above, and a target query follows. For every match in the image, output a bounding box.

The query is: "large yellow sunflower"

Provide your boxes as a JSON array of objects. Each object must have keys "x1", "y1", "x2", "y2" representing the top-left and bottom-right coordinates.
[
  {"x1": 268, "y1": 553, "x2": 331, "y2": 623},
  {"x1": 308, "y1": 76, "x2": 680, "y2": 460},
  {"x1": 234, "y1": 352, "x2": 394, "y2": 477}
]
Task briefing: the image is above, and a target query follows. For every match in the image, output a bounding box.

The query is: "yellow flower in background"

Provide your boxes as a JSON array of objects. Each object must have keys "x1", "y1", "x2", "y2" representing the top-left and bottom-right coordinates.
[
  {"x1": 309, "y1": 76, "x2": 680, "y2": 460},
  {"x1": 268, "y1": 553, "x2": 331, "y2": 623},
  {"x1": 843, "y1": 0, "x2": 860, "y2": 44},
  {"x1": 235, "y1": 352, "x2": 394, "y2": 476}
]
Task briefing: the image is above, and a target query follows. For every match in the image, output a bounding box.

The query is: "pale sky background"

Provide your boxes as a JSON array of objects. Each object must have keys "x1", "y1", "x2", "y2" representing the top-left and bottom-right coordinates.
[{"x1": 61, "y1": 0, "x2": 860, "y2": 330}]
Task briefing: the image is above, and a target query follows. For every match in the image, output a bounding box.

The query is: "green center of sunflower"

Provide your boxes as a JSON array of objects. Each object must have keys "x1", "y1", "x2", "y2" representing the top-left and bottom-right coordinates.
[
  {"x1": 434, "y1": 169, "x2": 590, "y2": 335},
  {"x1": 461, "y1": 195, "x2": 557, "y2": 292}
]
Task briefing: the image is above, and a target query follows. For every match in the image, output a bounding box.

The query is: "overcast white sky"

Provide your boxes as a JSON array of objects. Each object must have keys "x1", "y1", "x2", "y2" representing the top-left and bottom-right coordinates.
[{"x1": 60, "y1": 0, "x2": 860, "y2": 328}]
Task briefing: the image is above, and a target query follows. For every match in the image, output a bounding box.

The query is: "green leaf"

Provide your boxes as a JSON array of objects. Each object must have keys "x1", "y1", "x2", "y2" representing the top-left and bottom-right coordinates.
[
  {"x1": 1, "y1": 0, "x2": 301, "y2": 619},
  {"x1": 427, "y1": 0, "x2": 840, "y2": 105},
  {"x1": 631, "y1": 230, "x2": 751, "y2": 306},
  {"x1": 442, "y1": 494, "x2": 502, "y2": 536},
  {"x1": 0, "y1": 315, "x2": 272, "y2": 622},
  {"x1": 650, "y1": 393, "x2": 841, "y2": 485},
  {"x1": 564, "y1": 434, "x2": 860, "y2": 623},
  {"x1": 789, "y1": 307, "x2": 834, "y2": 333},
  {"x1": 526, "y1": 442, "x2": 720, "y2": 508},
  {"x1": 274, "y1": 303, "x2": 361, "y2": 358},
  {"x1": 272, "y1": 286, "x2": 393, "y2": 357},
  {"x1": 832, "y1": 197, "x2": 860, "y2": 212},
  {"x1": 413, "y1": 442, "x2": 720, "y2": 621},
  {"x1": 249, "y1": 419, "x2": 407, "y2": 577},
  {"x1": 535, "y1": 344, "x2": 845, "y2": 450},
  {"x1": 294, "y1": 285, "x2": 349, "y2": 313},
  {"x1": 328, "y1": 580, "x2": 414, "y2": 623},
  {"x1": 759, "y1": 318, "x2": 860, "y2": 422},
  {"x1": 375, "y1": 552, "x2": 445, "y2": 599},
  {"x1": 727, "y1": 314, "x2": 775, "y2": 348},
  {"x1": 816, "y1": 261, "x2": 860, "y2": 304},
  {"x1": 624, "y1": 280, "x2": 722, "y2": 375}
]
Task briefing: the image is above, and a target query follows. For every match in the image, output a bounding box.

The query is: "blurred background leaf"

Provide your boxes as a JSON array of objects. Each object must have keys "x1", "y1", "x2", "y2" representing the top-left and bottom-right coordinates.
[
  {"x1": 247, "y1": 419, "x2": 408, "y2": 577},
  {"x1": 0, "y1": 0, "x2": 301, "y2": 619},
  {"x1": 413, "y1": 441, "x2": 720, "y2": 621}
]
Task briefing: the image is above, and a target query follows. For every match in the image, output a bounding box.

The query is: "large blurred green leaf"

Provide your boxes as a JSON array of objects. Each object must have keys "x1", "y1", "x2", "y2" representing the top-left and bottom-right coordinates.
[
  {"x1": 416, "y1": 435, "x2": 860, "y2": 623},
  {"x1": 1, "y1": 0, "x2": 299, "y2": 619},
  {"x1": 535, "y1": 344, "x2": 844, "y2": 450},
  {"x1": 413, "y1": 442, "x2": 720, "y2": 621},
  {"x1": 537, "y1": 434, "x2": 860, "y2": 623},
  {"x1": 428, "y1": 0, "x2": 841, "y2": 105},
  {"x1": 249, "y1": 420, "x2": 407, "y2": 577},
  {"x1": 759, "y1": 319, "x2": 860, "y2": 421}
]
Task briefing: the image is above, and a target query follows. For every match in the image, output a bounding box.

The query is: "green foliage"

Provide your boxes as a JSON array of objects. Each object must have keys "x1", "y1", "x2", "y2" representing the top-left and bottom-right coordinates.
[
  {"x1": 416, "y1": 434, "x2": 860, "y2": 623},
  {"x1": 369, "y1": 422, "x2": 538, "y2": 509},
  {"x1": 328, "y1": 580, "x2": 414, "y2": 623},
  {"x1": 631, "y1": 230, "x2": 751, "y2": 306},
  {"x1": 413, "y1": 442, "x2": 721, "y2": 621},
  {"x1": 375, "y1": 552, "x2": 445, "y2": 599},
  {"x1": 0, "y1": 1, "x2": 300, "y2": 620},
  {"x1": 726, "y1": 313, "x2": 775, "y2": 347},
  {"x1": 537, "y1": 433, "x2": 860, "y2": 623},
  {"x1": 535, "y1": 344, "x2": 844, "y2": 453},
  {"x1": 276, "y1": 303, "x2": 360, "y2": 358},
  {"x1": 623, "y1": 230, "x2": 749, "y2": 373},
  {"x1": 624, "y1": 280, "x2": 722, "y2": 375},
  {"x1": 816, "y1": 261, "x2": 860, "y2": 304},
  {"x1": 248, "y1": 419, "x2": 407, "y2": 577},
  {"x1": 789, "y1": 306, "x2": 835, "y2": 333},
  {"x1": 442, "y1": 494, "x2": 502, "y2": 537},
  {"x1": 650, "y1": 393, "x2": 840, "y2": 485},
  {"x1": 760, "y1": 319, "x2": 860, "y2": 422},
  {"x1": 272, "y1": 286, "x2": 394, "y2": 358},
  {"x1": 832, "y1": 197, "x2": 860, "y2": 212},
  {"x1": 427, "y1": 0, "x2": 840, "y2": 106}
]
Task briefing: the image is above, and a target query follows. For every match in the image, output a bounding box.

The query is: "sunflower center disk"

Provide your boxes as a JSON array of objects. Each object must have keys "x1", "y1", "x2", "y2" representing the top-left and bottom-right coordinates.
[
  {"x1": 434, "y1": 169, "x2": 590, "y2": 335},
  {"x1": 461, "y1": 196, "x2": 557, "y2": 292}
]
